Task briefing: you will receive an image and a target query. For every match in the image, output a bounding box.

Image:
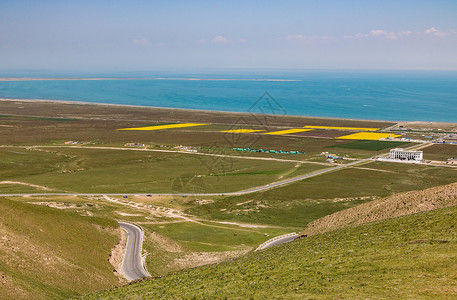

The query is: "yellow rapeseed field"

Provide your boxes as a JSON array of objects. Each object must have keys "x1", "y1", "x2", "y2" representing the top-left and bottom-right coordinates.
[
  {"x1": 336, "y1": 132, "x2": 402, "y2": 140},
  {"x1": 220, "y1": 129, "x2": 265, "y2": 133},
  {"x1": 303, "y1": 125, "x2": 380, "y2": 131},
  {"x1": 263, "y1": 128, "x2": 314, "y2": 135},
  {"x1": 118, "y1": 123, "x2": 208, "y2": 131}
]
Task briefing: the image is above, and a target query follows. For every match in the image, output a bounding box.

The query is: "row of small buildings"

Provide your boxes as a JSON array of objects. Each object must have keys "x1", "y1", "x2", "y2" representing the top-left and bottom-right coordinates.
[{"x1": 435, "y1": 134, "x2": 457, "y2": 144}]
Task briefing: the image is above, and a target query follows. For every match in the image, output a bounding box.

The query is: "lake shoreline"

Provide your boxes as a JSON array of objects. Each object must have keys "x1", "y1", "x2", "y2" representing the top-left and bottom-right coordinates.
[
  {"x1": 1, "y1": 73, "x2": 456, "y2": 123},
  {"x1": 0, "y1": 97, "x2": 401, "y2": 124},
  {"x1": 1, "y1": 98, "x2": 456, "y2": 129}
]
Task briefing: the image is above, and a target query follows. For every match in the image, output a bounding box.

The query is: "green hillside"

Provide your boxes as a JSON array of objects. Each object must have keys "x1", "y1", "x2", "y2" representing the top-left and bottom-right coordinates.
[
  {"x1": 84, "y1": 205, "x2": 457, "y2": 299},
  {"x1": 0, "y1": 197, "x2": 120, "y2": 299}
]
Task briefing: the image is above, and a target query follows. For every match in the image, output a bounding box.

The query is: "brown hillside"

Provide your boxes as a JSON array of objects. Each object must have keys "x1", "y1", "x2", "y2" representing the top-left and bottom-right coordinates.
[{"x1": 301, "y1": 182, "x2": 457, "y2": 237}]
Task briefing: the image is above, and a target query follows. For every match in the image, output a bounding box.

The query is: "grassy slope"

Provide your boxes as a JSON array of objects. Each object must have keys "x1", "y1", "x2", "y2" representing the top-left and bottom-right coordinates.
[
  {"x1": 0, "y1": 197, "x2": 120, "y2": 299},
  {"x1": 84, "y1": 205, "x2": 457, "y2": 299}
]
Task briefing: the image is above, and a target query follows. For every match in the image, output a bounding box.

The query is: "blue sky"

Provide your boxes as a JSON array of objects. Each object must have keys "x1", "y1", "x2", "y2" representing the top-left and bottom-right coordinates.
[{"x1": 1, "y1": 0, "x2": 457, "y2": 72}]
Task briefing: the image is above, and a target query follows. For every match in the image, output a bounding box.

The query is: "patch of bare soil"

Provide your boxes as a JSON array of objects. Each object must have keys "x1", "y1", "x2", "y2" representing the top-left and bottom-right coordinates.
[
  {"x1": 27, "y1": 201, "x2": 97, "y2": 210},
  {"x1": 131, "y1": 195, "x2": 175, "y2": 202},
  {"x1": 0, "y1": 270, "x2": 31, "y2": 300},
  {"x1": 147, "y1": 230, "x2": 253, "y2": 270},
  {"x1": 149, "y1": 232, "x2": 184, "y2": 253},
  {"x1": 195, "y1": 199, "x2": 215, "y2": 205},
  {"x1": 212, "y1": 221, "x2": 272, "y2": 228},
  {"x1": 102, "y1": 195, "x2": 198, "y2": 224},
  {"x1": 306, "y1": 196, "x2": 376, "y2": 204},
  {"x1": 172, "y1": 249, "x2": 251, "y2": 269},
  {"x1": 353, "y1": 167, "x2": 397, "y2": 173},
  {"x1": 395, "y1": 121, "x2": 457, "y2": 131},
  {"x1": 27, "y1": 202, "x2": 76, "y2": 209},
  {"x1": 236, "y1": 199, "x2": 253, "y2": 206},
  {"x1": 0, "y1": 181, "x2": 51, "y2": 191},
  {"x1": 109, "y1": 228, "x2": 127, "y2": 284},
  {"x1": 115, "y1": 211, "x2": 144, "y2": 217},
  {"x1": 301, "y1": 182, "x2": 457, "y2": 237}
]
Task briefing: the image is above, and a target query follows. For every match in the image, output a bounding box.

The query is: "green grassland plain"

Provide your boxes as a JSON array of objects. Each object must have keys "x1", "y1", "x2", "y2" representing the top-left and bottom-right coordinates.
[
  {"x1": 1, "y1": 99, "x2": 457, "y2": 298},
  {"x1": 0, "y1": 146, "x2": 324, "y2": 194}
]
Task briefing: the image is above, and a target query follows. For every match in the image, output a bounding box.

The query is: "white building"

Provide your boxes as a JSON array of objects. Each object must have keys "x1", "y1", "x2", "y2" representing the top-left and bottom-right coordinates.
[{"x1": 389, "y1": 148, "x2": 423, "y2": 161}]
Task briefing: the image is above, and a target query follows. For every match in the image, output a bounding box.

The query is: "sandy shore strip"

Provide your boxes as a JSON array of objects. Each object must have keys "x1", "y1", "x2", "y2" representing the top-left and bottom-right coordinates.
[
  {"x1": 0, "y1": 98, "x2": 406, "y2": 125},
  {"x1": 0, "y1": 77, "x2": 301, "y2": 82},
  {"x1": 1, "y1": 98, "x2": 456, "y2": 128}
]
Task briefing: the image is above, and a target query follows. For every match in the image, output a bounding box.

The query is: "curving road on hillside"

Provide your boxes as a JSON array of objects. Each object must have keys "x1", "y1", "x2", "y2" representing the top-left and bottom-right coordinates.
[{"x1": 118, "y1": 222, "x2": 150, "y2": 281}]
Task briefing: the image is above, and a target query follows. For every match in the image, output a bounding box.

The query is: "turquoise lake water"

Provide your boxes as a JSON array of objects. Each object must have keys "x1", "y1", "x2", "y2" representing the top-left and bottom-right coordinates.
[{"x1": 0, "y1": 71, "x2": 456, "y2": 122}]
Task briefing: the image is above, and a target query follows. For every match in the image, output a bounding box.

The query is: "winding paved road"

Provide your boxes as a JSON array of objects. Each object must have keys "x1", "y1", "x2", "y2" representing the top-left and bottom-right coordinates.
[{"x1": 118, "y1": 222, "x2": 150, "y2": 281}]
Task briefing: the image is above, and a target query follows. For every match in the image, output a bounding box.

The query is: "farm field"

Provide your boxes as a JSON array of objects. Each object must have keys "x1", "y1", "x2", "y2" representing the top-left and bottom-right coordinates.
[
  {"x1": 302, "y1": 125, "x2": 381, "y2": 131},
  {"x1": 118, "y1": 123, "x2": 208, "y2": 131},
  {"x1": 263, "y1": 128, "x2": 313, "y2": 135},
  {"x1": 326, "y1": 140, "x2": 411, "y2": 151},
  {"x1": 290, "y1": 129, "x2": 354, "y2": 138},
  {"x1": 422, "y1": 144, "x2": 457, "y2": 161},
  {"x1": 0, "y1": 99, "x2": 419, "y2": 163},
  {"x1": 0, "y1": 116, "x2": 387, "y2": 157},
  {"x1": 336, "y1": 132, "x2": 402, "y2": 140}
]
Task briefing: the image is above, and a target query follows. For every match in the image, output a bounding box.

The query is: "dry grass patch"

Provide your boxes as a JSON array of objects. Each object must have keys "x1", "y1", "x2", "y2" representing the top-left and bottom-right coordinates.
[
  {"x1": 172, "y1": 249, "x2": 251, "y2": 269},
  {"x1": 302, "y1": 182, "x2": 457, "y2": 237}
]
